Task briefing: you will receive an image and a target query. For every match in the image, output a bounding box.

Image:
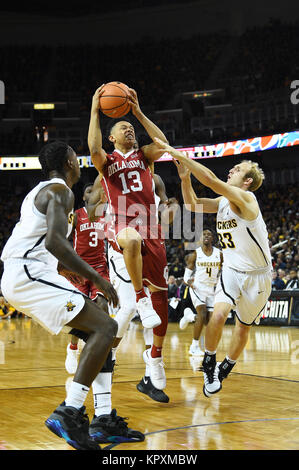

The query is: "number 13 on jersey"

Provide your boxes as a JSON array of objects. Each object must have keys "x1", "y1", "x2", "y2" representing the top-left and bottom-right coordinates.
[{"x1": 119, "y1": 171, "x2": 143, "y2": 194}]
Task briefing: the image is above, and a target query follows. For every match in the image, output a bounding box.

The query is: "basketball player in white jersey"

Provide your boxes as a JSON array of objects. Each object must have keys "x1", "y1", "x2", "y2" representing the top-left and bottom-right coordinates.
[
  {"x1": 181, "y1": 229, "x2": 222, "y2": 356},
  {"x1": 152, "y1": 138, "x2": 272, "y2": 397},
  {"x1": 0, "y1": 141, "x2": 137, "y2": 450}
]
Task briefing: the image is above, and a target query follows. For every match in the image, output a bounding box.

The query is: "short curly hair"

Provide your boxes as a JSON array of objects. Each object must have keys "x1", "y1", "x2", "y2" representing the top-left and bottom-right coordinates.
[{"x1": 39, "y1": 141, "x2": 73, "y2": 178}]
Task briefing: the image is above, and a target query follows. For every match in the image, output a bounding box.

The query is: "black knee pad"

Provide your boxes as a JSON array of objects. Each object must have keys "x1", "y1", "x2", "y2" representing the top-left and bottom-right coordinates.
[
  {"x1": 100, "y1": 350, "x2": 115, "y2": 373},
  {"x1": 69, "y1": 328, "x2": 90, "y2": 343}
]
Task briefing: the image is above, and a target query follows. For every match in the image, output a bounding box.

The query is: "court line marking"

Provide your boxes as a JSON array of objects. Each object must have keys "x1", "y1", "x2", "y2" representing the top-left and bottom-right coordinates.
[
  {"x1": 0, "y1": 370, "x2": 299, "y2": 392},
  {"x1": 103, "y1": 416, "x2": 299, "y2": 450}
]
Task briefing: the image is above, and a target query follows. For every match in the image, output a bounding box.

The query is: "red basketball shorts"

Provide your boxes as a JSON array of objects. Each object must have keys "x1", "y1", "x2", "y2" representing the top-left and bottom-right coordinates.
[
  {"x1": 107, "y1": 216, "x2": 168, "y2": 291},
  {"x1": 72, "y1": 263, "x2": 110, "y2": 301}
]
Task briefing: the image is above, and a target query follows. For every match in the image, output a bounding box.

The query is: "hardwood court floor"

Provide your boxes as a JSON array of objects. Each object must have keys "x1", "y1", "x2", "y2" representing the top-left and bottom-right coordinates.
[{"x1": 0, "y1": 317, "x2": 299, "y2": 451}]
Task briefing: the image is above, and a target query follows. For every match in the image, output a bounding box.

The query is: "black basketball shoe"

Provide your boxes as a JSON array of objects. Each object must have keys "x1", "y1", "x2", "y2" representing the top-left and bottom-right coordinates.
[
  {"x1": 218, "y1": 357, "x2": 236, "y2": 382},
  {"x1": 45, "y1": 401, "x2": 100, "y2": 450},
  {"x1": 89, "y1": 409, "x2": 145, "y2": 444},
  {"x1": 137, "y1": 376, "x2": 169, "y2": 403}
]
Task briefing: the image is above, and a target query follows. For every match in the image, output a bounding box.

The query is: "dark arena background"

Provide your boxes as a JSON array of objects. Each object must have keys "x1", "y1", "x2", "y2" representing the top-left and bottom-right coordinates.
[{"x1": 0, "y1": 0, "x2": 298, "y2": 455}]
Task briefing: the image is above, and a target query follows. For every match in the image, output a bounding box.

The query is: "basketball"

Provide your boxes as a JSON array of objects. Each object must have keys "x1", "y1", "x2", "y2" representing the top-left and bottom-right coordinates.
[{"x1": 99, "y1": 81, "x2": 131, "y2": 118}]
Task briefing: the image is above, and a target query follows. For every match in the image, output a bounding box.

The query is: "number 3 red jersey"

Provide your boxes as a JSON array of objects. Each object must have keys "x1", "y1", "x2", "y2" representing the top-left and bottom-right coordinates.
[
  {"x1": 101, "y1": 148, "x2": 156, "y2": 222},
  {"x1": 73, "y1": 207, "x2": 107, "y2": 268}
]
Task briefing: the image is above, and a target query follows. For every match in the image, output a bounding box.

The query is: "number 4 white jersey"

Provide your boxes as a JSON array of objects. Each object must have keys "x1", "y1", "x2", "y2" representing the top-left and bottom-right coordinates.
[
  {"x1": 216, "y1": 195, "x2": 271, "y2": 272},
  {"x1": 193, "y1": 246, "x2": 222, "y2": 289}
]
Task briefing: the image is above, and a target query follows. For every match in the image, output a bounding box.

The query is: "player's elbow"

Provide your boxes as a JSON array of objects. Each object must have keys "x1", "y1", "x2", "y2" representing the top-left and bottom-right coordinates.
[
  {"x1": 90, "y1": 151, "x2": 106, "y2": 172},
  {"x1": 45, "y1": 233, "x2": 64, "y2": 258}
]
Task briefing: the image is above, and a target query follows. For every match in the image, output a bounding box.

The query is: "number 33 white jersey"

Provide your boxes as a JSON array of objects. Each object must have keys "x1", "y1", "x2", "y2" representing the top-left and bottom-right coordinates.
[{"x1": 216, "y1": 195, "x2": 271, "y2": 273}]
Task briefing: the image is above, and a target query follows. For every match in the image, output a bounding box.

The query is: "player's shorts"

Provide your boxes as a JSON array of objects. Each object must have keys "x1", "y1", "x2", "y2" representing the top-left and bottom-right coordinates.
[
  {"x1": 189, "y1": 285, "x2": 216, "y2": 311},
  {"x1": 72, "y1": 263, "x2": 110, "y2": 301},
  {"x1": 1, "y1": 259, "x2": 86, "y2": 335},
  {"x1": 107, "y1": 217, "x2": 168, "y2": 291},
  {"x1": 214, "y1": 265, "x2": 272, "y2": 325}
]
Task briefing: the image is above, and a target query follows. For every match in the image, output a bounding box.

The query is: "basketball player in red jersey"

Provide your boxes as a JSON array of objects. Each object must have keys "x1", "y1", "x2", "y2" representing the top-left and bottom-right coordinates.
[
  {"x1": 87, "y1": 165, "x2": 179, "y2": 402},
  {"x1": 62, "y1": 183, "x2": 109, "y2": 373},
  {"x1": 88, "y1": 86, "x2": 170, "y2": 390}
]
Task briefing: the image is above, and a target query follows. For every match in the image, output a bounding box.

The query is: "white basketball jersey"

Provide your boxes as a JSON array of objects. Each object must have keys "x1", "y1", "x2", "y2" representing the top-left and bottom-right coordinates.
[
  {"x1": 216, "y1": 195, "x2": 271, "y2": 272},
  {"x1": 1, "y1": 178, "x2": 74, "y2": 270},
  {"x1": 193, "y1": 246, "x2": 222, "y2": 288}
]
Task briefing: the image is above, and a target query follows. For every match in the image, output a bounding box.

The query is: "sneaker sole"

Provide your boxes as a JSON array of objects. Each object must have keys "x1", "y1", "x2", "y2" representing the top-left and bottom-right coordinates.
[
  {"x1": 189, "y1": 351, "x2": 204, "y2": 356},
  {"x1": 45, "y1": 419, "x2": 100, "y2": 450},
  {"x1": 202, "y1": 383, "x2": 222, "y2": 398},
  {"x1": 141, "y1": 317, "x2": 162, "y2": 329},
  {"x1": 90, "y1": 430, "x2": 144, "y2": 444},
  {"x1": 137, "y1": 383, "x2": 169, "y2": 403}
]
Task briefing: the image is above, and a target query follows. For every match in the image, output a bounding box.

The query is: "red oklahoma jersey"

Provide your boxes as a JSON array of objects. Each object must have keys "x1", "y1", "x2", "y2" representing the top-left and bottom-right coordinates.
[
  {"x1": 101, "y1": 148, "x2": 157, "y2": 225},
  {"x1": 73, "y1": 206, "x2": 107, "y2": 269}
]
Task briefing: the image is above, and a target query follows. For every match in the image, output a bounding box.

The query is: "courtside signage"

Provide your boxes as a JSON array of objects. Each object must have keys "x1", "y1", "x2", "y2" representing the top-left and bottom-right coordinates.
[{"x1": 1, "y1": 131, "x2": 299, "y2": 170}]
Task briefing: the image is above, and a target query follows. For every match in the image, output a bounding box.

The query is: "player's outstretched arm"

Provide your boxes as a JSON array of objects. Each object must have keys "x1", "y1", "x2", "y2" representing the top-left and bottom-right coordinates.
[
  {"x1": 128, "y1": 88, "x2": 168, "y2": 163},
  {"x1": 88, "y1": 86, "x2": 108, "y2": 173},
  {"x1": 174, "y1": 157, "x2": 220, "y2": 214},
  {"x1": 85, "y1": 176, "x2": 105, "y2": 221},
  {"x1": 153, "y1": 174, "x2": 179, "y2": 227},
  {"x1": 154, "y1": 138, "x2": 256, "y2": 216}
]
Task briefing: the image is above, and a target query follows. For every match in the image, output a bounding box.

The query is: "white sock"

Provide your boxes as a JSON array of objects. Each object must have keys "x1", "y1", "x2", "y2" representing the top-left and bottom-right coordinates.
[
  {"x1": 92, "y1": 372, "x2": 112, "y2": 417},
  {"x1": 111, "y1": 347, "x2": 117, "y2": 362},
  {"x1": 205, "y1": 349, "x2": 217, "y2": 355},
  {"x1": 65, "y1": 381, "x2": 89, "y2": 409},
  {"x1": 144, "y1": 345, "x2": 151, "y2": 376},
  {"x1": 226, "y1": 355, "x2": 236, "y2": 364},
  {"x1": 192, "y1": 339, "x2": 199, "y2": 347},
  {"x1": 143, "y1": 328, "x2": 153, "y2": 346}
]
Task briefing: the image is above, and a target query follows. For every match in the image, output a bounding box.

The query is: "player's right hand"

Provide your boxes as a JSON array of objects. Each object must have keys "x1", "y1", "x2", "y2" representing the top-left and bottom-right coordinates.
[
  {"x1": 92, "y1": 85, "x2": 106, "y2": 110},
  {"x1": 173, "y1": 157, "x2": 191, "y2": 180},
  {"x1": 94, "y1": 276, "x2": 119, "y2": 308}
]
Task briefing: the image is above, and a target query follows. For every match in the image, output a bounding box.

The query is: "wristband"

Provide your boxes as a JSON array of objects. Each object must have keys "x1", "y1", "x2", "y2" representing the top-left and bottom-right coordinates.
[{"x1": 183, "y1": 268, "x2": 193, "y2": 284}]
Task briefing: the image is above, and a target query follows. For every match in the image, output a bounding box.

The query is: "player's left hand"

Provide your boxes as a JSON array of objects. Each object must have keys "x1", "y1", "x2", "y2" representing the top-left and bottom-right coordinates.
[
  {"x1": 128, "y1": 88, "x2": 141, "y2": 115},
  {"x1": 59, "y1": 267, "x2": 85, "y2": 286},
  {"x1": 164, "y1": 197, "x2": 179, "y2": 207}
]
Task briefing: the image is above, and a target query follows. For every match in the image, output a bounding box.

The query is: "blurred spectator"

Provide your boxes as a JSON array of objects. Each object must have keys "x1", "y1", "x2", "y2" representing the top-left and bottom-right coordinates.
[
  {"x1": 167, "y1": 275, "x2": 178, "y2": 299},
  {"x1": 285, "y1": 270, "x2": 299, "y2": 290},
  {"x1": 167, "y1": 275, "x2": 181, "y2": 322},
  {"x1": 272, "y1": 271, "x2": 286, "y2": 290},
  {"x1": 278, "y1": 269, "x2": 288, "y2": 287},
  {"x1": 0, "y1": 295, "x2": 22, "y2": 319}
]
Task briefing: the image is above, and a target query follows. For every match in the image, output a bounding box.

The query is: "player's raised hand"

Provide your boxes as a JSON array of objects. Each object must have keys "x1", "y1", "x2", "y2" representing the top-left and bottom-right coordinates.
[
  {"x1": 127, "y1": 88, "x2": 141, "y2": 116},
  {"x1": 94, "y1": 276, "x2": 119, "y2": 308},
  {"x1": 173, "y1": 157, "x2": 191, "y2": 180},
  {"x1": 91, "y1": 85, "x2": 106, "y2": 111}
]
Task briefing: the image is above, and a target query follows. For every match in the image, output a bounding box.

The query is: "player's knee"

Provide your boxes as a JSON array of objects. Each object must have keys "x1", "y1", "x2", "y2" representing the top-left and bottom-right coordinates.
[
  {"x1": 211, "y1": 309, "x2": 227, "y2": 327},
  {"x1": 126, "y1": 237, "x2": 141, "y2": 255},
  {"x1": 103, "y1": 315, "x2": 118, "y2": 339},
  {"x1": 235, "y1": 321, "x2": 251, "y2": 338}
]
